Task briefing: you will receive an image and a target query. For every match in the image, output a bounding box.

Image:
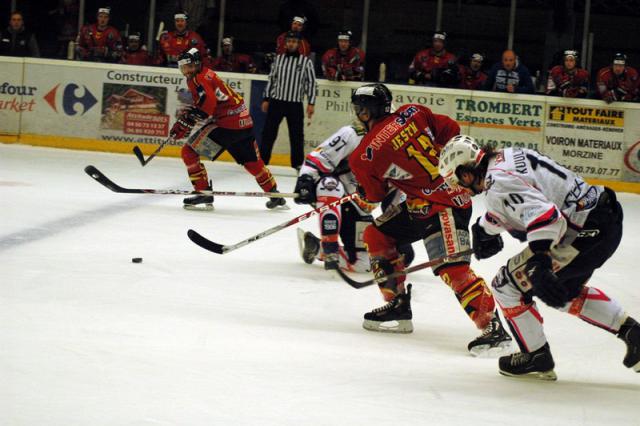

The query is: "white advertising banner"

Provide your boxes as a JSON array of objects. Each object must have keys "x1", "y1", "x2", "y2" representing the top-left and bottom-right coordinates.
[{"x1": 0, "y1": 57, "x2": 33, "y2": 136}]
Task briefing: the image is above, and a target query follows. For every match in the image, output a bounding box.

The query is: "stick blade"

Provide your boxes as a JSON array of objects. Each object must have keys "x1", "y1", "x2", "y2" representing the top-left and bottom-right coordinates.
[
  {"x1": 132, "y1": 146, "x2": 147, "y2": 166},
  {"x1": 187, "y1": 229, "x2": 226, "y2": 254},
  {"x1": 335, "y1": 268, "x2": 374, "y2": 289}
]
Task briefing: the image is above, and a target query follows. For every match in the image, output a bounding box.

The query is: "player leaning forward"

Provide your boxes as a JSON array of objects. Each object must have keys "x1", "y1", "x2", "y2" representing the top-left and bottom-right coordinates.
[
  {"x1": 172, "y1": 47, "x2": 285, "y2": 210},
  {"x1": 348, "y1": 84, "x2": 512, "y2": 355},
  {"x1": 439, "y1": 136, "x2": 640, "y2": 379}
]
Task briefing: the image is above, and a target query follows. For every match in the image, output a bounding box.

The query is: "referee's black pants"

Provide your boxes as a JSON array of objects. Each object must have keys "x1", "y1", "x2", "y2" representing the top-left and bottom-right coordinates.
[{"x1": 260, "y1": 99, "x2": 304, "y2": 169}]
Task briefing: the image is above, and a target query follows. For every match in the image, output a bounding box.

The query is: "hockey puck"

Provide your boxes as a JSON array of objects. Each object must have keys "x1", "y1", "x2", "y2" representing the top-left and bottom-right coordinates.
[{"x1": 132, "y1": 257, "x2": 143, "y2": 263}]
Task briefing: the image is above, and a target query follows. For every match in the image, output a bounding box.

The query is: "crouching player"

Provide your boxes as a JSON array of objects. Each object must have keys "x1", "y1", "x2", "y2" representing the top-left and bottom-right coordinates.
[{"x1": 439, "y1": 135, "x2": 640, "y2": 379}]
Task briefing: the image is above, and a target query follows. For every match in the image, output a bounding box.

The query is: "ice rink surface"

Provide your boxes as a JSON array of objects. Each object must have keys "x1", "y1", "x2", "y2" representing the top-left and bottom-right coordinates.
[{"x1": 1, "y1": 143, "x2": 639, "y2": 426}]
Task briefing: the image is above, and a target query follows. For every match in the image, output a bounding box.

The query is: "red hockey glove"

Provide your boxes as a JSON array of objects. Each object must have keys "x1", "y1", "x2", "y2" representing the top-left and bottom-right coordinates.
[{"x1": 170, "y1": 115, "x2": 194, "y2": 140}]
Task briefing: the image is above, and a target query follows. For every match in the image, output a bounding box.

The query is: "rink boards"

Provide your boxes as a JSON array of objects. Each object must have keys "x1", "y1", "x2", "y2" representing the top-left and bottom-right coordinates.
[{"x1": 2, "y1": 57, "x2": 640, "y2": 192}]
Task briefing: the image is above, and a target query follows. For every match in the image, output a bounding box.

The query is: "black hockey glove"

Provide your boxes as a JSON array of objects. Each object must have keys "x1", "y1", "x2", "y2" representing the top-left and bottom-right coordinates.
[
  {"x1": 185, "y1": 106, "x2": 208, "y2": 123},
  {"x1": 471, "y1": 218, "x2": 503, "y2": 260},
  {"x1": 294, "y1": 174, "x2": 316, "y2": 205},
  {"x1": 525, "y1": 252, "x2": 568, "y2": 308}
]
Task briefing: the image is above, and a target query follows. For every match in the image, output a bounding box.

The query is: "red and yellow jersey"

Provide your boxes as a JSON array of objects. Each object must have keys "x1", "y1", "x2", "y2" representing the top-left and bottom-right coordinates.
[
  {"x1": 156, "y1": 30, "x2": 208, "y2": 66},
  {"x1": 321, "y1": 47, "x2": 366, "y2": 81},
  {"x1": 596, "y1": 66, "x2": 639, "y2": 101},
  {"x1": 275, "y1": 32, "x2": 311, "y2": 56},
  {"x1": 349, "y1": 104, "x2": 471, "y2": 217},
  {"x1": 120, "y1": 48, "x2": 151, "y2": 66},
  {"x1": 187, "y1": 67, "x2": 253, "y2": 130},
  {"x1": 209, "y1": 53, "x2": 256, "y2": 73},
  {"x1": 76, "y1": 24, "x2": 122, "y2": 60},
  {"x1": 546, "y1": 65, "x2": 589, "y2": 98}
]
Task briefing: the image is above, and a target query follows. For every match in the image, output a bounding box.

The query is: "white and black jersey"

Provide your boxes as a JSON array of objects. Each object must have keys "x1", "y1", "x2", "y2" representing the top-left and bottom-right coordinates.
[
  {"x1": 264, "y1": 53, "x2": 317, "y2": 104},
  {"x1": 299, "y1": 125, "x2": 364, "y2": 194},
  {"x1": 479, "y1": 148, "x2": 603, "y2": 245}
]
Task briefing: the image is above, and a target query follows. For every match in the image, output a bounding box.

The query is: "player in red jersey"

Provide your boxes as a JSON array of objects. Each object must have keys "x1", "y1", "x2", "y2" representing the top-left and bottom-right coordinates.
[
  {"x1": 348, "y1": 84, "x2": 511, "y2": 354},
  {"x1": 171, "y1": 48, "x2": 285, "y2": 211},
  {"x1": 209, "y1": 37, "x2": 257, "y2": 73},
  {"x1": 75, "y1": 7, "x2": 122, "y2": 62},
  {"x1": 120, "y1": 33, "x2": 151, "y2": 66},
  {"x1": 545, "y1": 50, "x2": 589, "y2": 98},
  {"x1": 596, "y1": 53, "x2": 639, "y2": 103},
  {"x1": 321, "y1": 30, "x2": 365, "y2": 81},
  {"x1": 156, "y1": 12, "x2": 208, "y2": 67},
  {"x1": 408, "y1": 31, "x2": 457, "y2": 86},
  {"x1": 275, "y1": 16, "x2": 311, "y2": 57}
]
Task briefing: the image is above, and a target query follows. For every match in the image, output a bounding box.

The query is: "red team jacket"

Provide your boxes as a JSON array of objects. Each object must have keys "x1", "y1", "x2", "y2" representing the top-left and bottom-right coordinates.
[
  {"x1": 275, "y1": 32, "x2": 311, "y2": 56},
  {"x1": 596, "y1": 66, "x2": 639, "y2": 102},
  {"x1": 76, "y1": 24, "x2": 122, "y2": 61},
  {"x1": 210, "y1": 53, "x2": 256, "y2": 73},
  {"x1": 321, "y1": 47, "x2": 366, "y2": 81},
  {"x1": 157, "y1": 30, "x2": 208, "y2": 66},
  {"x1": 458, "y1": 65, "x2": 487, "y2": 90},
  {"x1": 546, "y1": 65, "x2": 589, "y2": 98},
  {"x1": 349, "y1": 104, "x2": 471, "y2": 218},
  {"x1": 120, "y1": 48, "x2": 151, "y2": 66},
  {"x1": 409, "y1": 48, "x2": 456, "y2": 83},
  {"x1": 187, "y1": 67, "x2": 253, "y2": 130}
]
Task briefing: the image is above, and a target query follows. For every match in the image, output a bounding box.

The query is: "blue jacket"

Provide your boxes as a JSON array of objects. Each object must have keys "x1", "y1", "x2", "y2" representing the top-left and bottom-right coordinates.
[{"x1": 484, "y1": 61, "x2": 534, "y2": 93}]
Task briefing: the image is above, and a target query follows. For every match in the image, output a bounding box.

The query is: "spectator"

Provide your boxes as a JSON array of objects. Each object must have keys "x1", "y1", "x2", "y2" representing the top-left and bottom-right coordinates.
[
  {"x1": 0, "y1": 11, "x2": 40, "y2": 57},
  {"x1": 321, "y1": 30, "x2": 365, "y2": 81},
  {"x1": 261, "y1": 31, "x2": 317, "y2": 170},
  {"x1": 75, "y1": 7, "x2": 122, "y2": 62},
  {"x1": 276, "y1": 16, "x2": 311, "y2": 56},
  {"x1": 596, "y1": 53, "x2": 639, "y2": 103},
  {"x1": 209, "y1": 37, "x2": 257, "y2": 73},
  {"x1": 546, "y1": 50, "x2": 589, "y2": 98},
  {"x1": 408, "y1": 31, "x2": 457, "y2": 86},
  {"x1": 50, "y1": 0, "x2": 79, "y2": 59},
  {"x1": 484, "y1": 50, "x2": 534, "y2": 93},
  {"x1": 458, "y1": 53, "x2": 487, "y2": 90},
  {"x1": 277, "y1": 0, "x2": 319, "y2": 41},
  {"x1": 120, "y1": 33, "x2": 151, "y2": 66},
  {"x1": 155, "y1": 11, "x2": 208, "y2": 67}
]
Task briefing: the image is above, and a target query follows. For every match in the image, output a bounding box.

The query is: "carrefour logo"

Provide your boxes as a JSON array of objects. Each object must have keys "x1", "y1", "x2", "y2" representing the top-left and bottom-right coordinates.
[{"x1": 44, "y1": 83, "x2": 97, "y2": 116}]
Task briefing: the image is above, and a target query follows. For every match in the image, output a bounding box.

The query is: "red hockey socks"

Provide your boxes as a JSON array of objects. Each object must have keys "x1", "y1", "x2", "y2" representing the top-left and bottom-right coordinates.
[
  {"x1": 244, "y1": 160, "x2": 277, "y2": 192},
  {"x1": 181, "y1": 144, "x2": 209, "y2": 190}
]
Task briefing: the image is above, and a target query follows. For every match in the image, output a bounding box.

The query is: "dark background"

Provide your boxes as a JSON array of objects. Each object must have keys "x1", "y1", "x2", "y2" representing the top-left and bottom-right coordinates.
[{"x1": 2, "y1": 0, "x2": 639, "y2": 84}]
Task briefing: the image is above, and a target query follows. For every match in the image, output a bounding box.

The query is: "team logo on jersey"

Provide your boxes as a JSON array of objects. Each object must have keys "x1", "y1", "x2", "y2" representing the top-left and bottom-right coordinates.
[
  {"x1": 215, "y1": 87, "x2": 229, "y2": 101},
  {"x1": 44, "y1": 83, "x2": 97, "y2": 116},
  {"x1": 382, "y1": 163, "x2": 413, "y2": 180}
]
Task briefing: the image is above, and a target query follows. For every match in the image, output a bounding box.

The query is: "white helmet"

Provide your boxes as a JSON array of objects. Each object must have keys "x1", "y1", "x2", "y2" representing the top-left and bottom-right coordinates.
[{"x1": 438, "y1": 135, "x2": 485, "y2": 187}]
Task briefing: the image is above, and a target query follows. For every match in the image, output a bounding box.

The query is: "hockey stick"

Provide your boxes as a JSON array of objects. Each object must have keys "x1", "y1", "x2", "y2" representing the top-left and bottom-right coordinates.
[
  {"x1": 84, "y1": 165, "x2": 297, "y2": 198},
  {"x1": 336, "y1": 248, "x2": 474, "y2": 289},
  {"x1": 132, "y1": 136, "x2": 174, "y2": 166},
  {"x1": 187, "y1": 193, "x2": 359, "y2": 254}
]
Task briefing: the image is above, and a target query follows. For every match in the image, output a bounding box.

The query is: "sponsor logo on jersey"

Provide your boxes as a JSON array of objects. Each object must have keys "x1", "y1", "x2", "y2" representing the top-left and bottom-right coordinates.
[
  {"x1": 440, "y1": 210, "x2": 457, "y2": 255},
  {"x1": 394, "y1": 105, "x2": 419, "y2": 125},
  {"x1": 382, "y1": 163, "x2": 413, "y2": 181},
  {"x1": 44, "y1": 83, "x2": 97, "y2": 115},
  {"x1": 360, "y1": 120, "x2": 402, "y2": 160}
]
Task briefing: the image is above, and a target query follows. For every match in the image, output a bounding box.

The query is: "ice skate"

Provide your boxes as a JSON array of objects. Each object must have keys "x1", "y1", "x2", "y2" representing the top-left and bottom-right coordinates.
[
  {"x1": 297, "y1": 228, "x2": 320, "y2": 264},
  {"x1": 499, "y1": 343, "x2": 557, "y2": 381},
  {"x1": 468, "y1": 312, "x2": 513, "y2": 357},
  {"x1": 183, "y1": 194, "x2": 214, "y2": 211},
  {"x1": 323, "y1": 252, "x2": 339, "y2": 270},
  {"x1": 363, "y1": 284, "x2": 413, "y2": 333},
  {"x1": 618, "y1": 316, "x2": 640, "y2": 372},
  {"x1": 266, "y1": 189, "x2": 288, "y2": 209}
]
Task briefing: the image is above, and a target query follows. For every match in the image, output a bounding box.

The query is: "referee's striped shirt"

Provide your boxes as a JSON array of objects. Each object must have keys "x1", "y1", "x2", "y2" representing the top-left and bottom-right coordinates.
[{"x1": 264, "y1": 52, "x2": 317, "y2": 104}]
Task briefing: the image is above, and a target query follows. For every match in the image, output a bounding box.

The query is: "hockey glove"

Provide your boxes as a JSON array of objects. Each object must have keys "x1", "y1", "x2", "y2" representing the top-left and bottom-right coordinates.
[
  {"x1": 294, "y1": 174, "x2": 317, "y2": 205},
  {"x1": 170, "y1": 115, "x2": 194, "y2": 140},
  {"x1": 185, "y1": 106, "x2": 208, "y2": 123},
  {"x1": 471, "y1": 218, "x2": 503, "y2": 260},
  {"x1": 525, "y1": 252, "x2": 568, "y2": 308}
]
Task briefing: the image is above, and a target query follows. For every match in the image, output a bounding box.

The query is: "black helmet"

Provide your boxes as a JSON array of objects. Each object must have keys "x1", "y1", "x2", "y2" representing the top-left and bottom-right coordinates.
[
  {"x1": 178, "y1": 47, "x2": 201, "y2": 66},
  {"x1": 613, "y1": 52, "x2": 627, "y2": 65},
  {"x1": 351, "y1": 83, "x2": 392, "y2": 120},
  {"x1": 338, "y1": 30, "x2": 352, "y2": 41}
]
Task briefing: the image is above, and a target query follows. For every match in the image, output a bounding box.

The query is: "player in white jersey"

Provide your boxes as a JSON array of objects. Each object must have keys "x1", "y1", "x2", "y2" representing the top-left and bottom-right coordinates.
[
  {"x1": 294, "y1": 124, "x2": 414, "y2": 271},
  {"x1": 438, "y1": 135, "x2": 640, "y2": 380}
]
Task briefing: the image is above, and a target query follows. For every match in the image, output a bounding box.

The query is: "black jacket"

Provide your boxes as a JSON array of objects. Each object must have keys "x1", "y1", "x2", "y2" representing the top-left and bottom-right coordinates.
[{"x1": 0, "y1": 27, "x2": 40, "y2": 57}]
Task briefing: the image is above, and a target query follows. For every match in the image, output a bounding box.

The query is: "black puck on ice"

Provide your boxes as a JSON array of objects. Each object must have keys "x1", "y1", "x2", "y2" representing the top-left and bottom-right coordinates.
[{"x1": 132, "y1": 257, "x2": 143, "y2": 263}]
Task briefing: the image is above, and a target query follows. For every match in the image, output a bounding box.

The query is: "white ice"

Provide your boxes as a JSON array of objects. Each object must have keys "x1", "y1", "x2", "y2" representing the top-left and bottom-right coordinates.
[{"x1": 1, "y1": 144, "x2": 639, "y2": 426}]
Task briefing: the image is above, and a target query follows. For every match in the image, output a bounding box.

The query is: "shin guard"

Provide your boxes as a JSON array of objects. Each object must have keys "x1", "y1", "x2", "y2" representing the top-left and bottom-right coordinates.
[
  {"x1": 181, "y1": 144, "x2": 209, "y2": 190},
  {"x1": 440, "y1": 264, "x2": 495, "y2": 329}
]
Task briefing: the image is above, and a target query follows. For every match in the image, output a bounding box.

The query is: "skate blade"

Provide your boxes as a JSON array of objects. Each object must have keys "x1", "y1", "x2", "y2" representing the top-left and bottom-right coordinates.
[
  {"x1": 270, "y1": 204, "x2": 291, "y2": 210},
  {"x1": 183, "y1": 204, "x2": 214, "y2": 211},
  {"x1": 362, "y1": 319, "x2": 413, "y2": 334},
  {"x1": 499, "y1": 369, "x2": 558, "y2": 381},
  {"x1": 630, "y1": 359, "x2": 640, "y2": 373},
  {"x1": 469, "y1": 340, "x2": 514, "y2": 358}
]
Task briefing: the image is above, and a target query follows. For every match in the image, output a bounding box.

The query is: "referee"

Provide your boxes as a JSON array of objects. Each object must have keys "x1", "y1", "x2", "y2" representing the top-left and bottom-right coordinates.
[{"x1": 261, "y1": 31, "x2": 317, "y2": 170}]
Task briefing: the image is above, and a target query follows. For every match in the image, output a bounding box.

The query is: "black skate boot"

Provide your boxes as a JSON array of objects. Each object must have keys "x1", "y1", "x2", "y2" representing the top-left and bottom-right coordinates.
[
  {"x1": 618, "y1": 316, "x2": 640, "y2": 372},
  {"x1": 324, "y1": 252, "x2": 339, "y2": 270},
  {"x1": 266, "y1": 189, "x2": 287, "y2": 209},
  {"x1": 468, "y1": 312, "x2": 513, "y2": 357},
  {"x1": 499, "y1": 343, "x2": 557, "y2": 381},
  {"x1": 297, "y1": 229, "x2": 320, "y2": 264},
  {"x1": 183, "y1": 186, "x2": 214, "y2": 211},
  {"x1": 363, "y1": 284, "x2": 413, "y2": 333}
]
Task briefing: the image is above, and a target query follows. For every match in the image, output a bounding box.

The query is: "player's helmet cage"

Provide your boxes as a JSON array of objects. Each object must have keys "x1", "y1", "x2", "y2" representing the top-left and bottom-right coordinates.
[
  {"x1": 351, "y1": 83, "x2": 393, "y2": 121},
  {"x1": 439, "y1": 135, "x2": 486, "y2": 188}
]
